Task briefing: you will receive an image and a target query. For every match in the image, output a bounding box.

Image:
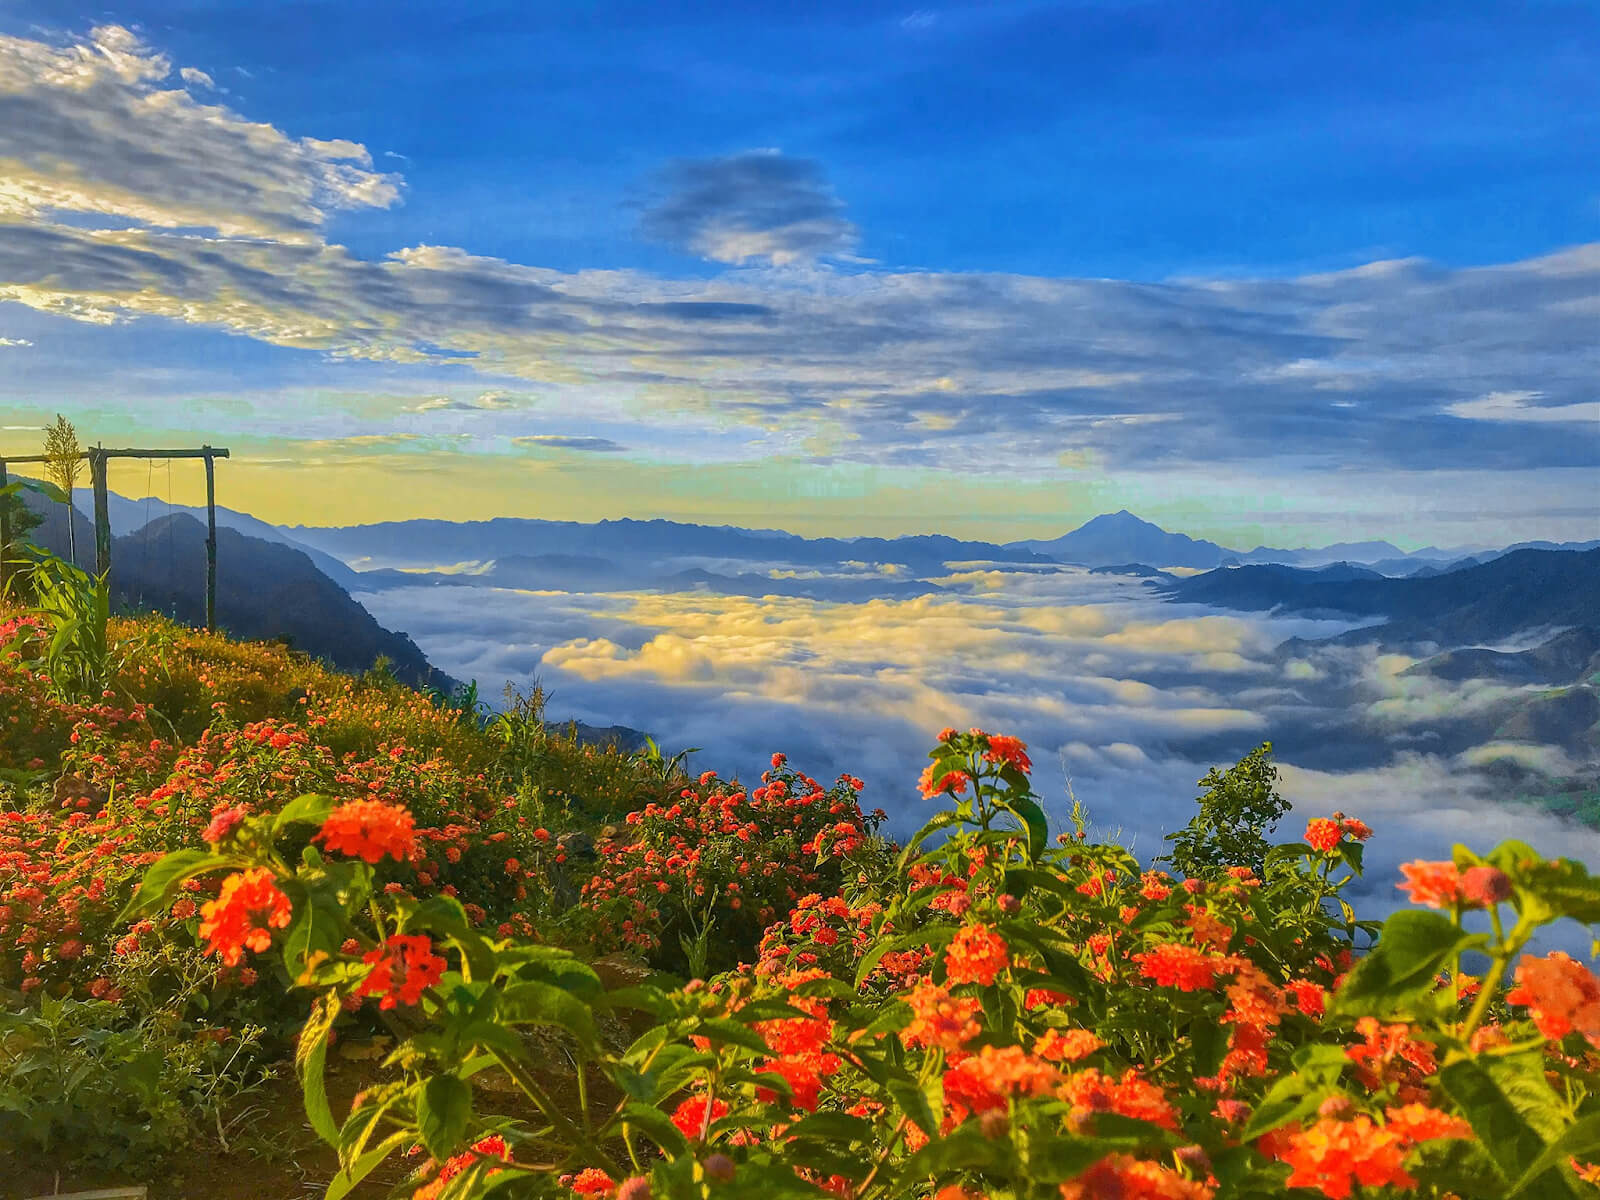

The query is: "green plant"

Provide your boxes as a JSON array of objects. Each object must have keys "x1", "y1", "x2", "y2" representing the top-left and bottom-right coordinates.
[
  {"x1": 27, "y1": 546, "x2": 113, "y2": 702},
  {"x1": 633, "y1": 735, "x2": 702, "y2": 783},
  {"x1": 41, "y1": 414, "x2": 84, "y2": 567},
  {"x1": 1159, "y1": 739, "x2": 1289, "y2": 878},
  {"x1": 0, "y1": 989, "x2": 269, "y2": 1171}
]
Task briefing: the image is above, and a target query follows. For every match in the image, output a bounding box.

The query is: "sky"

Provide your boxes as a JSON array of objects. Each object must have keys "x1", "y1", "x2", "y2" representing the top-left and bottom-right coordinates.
[{"x1": 0, "y1": 2, "x2": 1596, "y2": 546}]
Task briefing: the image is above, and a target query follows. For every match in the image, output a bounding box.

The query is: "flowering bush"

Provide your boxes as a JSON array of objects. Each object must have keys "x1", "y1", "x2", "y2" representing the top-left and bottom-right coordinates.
[
  {"x1": 126, "y1": 727, "x2": 1600, "y2": 1199},
  {"x1": 580, "y1": 753, "x2": 885, "y2": 970}
]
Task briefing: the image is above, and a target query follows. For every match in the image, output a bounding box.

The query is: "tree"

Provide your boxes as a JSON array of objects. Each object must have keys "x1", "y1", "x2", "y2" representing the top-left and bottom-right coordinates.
[
  {"x1": 42, "y1": 414, "x2": 83, "y2": 566},
  {"x1": 1158, "y1": 741, "x2": 1288, "y2": 878}
]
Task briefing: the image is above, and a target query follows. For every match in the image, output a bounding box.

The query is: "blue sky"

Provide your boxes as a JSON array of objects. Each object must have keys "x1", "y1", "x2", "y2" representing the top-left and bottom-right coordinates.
[{"x1": 0, "y1": 2, "x2": 1594, "y2": 543}]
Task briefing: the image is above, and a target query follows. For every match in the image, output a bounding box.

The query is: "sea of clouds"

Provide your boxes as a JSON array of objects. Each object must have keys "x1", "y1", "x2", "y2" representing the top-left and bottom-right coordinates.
[{"x1": 355, "y1": 562, "x2": 1600, "y2": 946}]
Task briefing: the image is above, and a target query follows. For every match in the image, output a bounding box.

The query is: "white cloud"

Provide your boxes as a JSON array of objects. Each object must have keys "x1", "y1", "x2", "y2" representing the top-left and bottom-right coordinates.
[
  {"x1": 0, "y1": 24, "x2": 399, "y2": 240},
  {"x1": 0, "y1": 336, "x2": 30, "y2": 347},
  {"x1": 1445, "y1": 390, "x2": 1600, "y2": 425}
]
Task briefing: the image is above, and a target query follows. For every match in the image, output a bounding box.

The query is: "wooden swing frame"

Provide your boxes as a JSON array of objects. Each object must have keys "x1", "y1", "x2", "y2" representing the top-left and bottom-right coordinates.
[{"x1": 0, "y1": 444, "x2": 230, "y2": 630}]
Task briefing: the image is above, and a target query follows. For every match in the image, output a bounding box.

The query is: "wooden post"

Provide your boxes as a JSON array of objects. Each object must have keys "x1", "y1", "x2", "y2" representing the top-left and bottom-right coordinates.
[
  {"x1": 204, "y1": 447, "x2": 217, "y2": 631},
  {"x1": 0, "y1": 457, "x2": 10, "y2": 597},
  {"x1": 90, "y1": 447, "x2": 111, "y2": 578}
]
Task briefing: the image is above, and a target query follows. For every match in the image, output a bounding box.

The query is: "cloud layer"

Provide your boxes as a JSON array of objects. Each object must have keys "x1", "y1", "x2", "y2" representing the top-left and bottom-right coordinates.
[{"x1": 355, "y1": 561, "x2": 1600, "y2": 944}]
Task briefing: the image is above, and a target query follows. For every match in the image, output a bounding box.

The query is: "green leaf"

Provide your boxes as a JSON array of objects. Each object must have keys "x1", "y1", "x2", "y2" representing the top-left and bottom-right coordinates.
[
  {"x1": 886, "y1": 1076, "x2": 940, "y2": 1138},
  {"x1": 784, "y1": 1112, "x2": 873, "y2": 1144},
  {"x1": 1441, "y1": 1053, "x2": 1579, "y2": 1198},
  {"x1": 1000, "y1": 793, "x2": 1050, "y2": 862},
  {"x1": 418, "y1": 1073, "x2": 472, "y2": 1160},
  {"x1": 297, "y1": 992, "x2": 341, "y2": 1146},
  {"x1": 497, "y1": 980, "x2": 596, "y2": 1052},
  {"x1": 1511, "y1": 1111, "x2": 1600, "y2": 1196},
  {"x1": 620, "y1": 1100, "x2": 689, "y2": 1154},
  {"x1": 272, "y1": 792, "x2": 336, "y2": 834},
  {"x1": 327, "y1": 1132, "x2": 408, "y2": 1200},
  {"x1": 116, "y1": 849, "x2": 232, "y2": 923},
  {"x1": 1331, "y1": 910, "x2": 1486, "y2": 1017},
  {"x1": 693, "y1": 1018, "x2": 770, "y2": 1055}
]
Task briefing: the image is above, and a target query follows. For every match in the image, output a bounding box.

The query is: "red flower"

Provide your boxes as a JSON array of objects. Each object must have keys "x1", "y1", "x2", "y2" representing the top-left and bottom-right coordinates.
[
  {"x1": 1270, "y1": 1115, "x2": 1413, "y2": 1199},
  {"x1": 670, "y1": 1095, "x2": 728, "y2": 1139},
  {"x1": 314, "y1": 799, "x2": 416, "y2": 864},
  {"x1": 1133, "y1": 943, "x2": 1223, "y2": 991},
  {"x1": 982, "y1": 735, "x2": 1032, "y2": 774},
  {"x1": 1305, "y1": 818, "x2": 1342, "y2": 853},
  {"x1": 199, "y1": 868, "x2": 292, "y2": 967},
  {"x1": 356, "y1": 934, "x2": 446, "y2": 1010},
  {"x1": 944, "y1": 922, "x2": 1010, "y2": 986},
  {"x1": 942, "y1": 1045, "x2": 1059, "y2": 1115},
  {"x1": 918, "y1": 765, "x2": 970, "y2": 799}
]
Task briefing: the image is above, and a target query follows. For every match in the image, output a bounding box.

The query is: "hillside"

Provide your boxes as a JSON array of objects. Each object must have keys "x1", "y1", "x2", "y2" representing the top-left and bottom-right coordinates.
[
  {"x1": 1164, "y1": 547, "x2": 1600, "y2": 645},
  {"x1": 113, "y1": 514, "x2": 454, "y2": 690}
]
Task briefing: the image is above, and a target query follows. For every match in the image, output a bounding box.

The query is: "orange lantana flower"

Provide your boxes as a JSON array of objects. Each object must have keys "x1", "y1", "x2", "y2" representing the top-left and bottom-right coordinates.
[
  {"x1": 1506, "y1": 951, "x2": 1600, "y2": 1046},
  {"x1": 1034, "y1": 1027, "x2": 1102, "y2": 1063},
  {"x1": 944, "y1": 922, "x2": 1010, "y2": 986},
  {"x1": 314, "y1": 799, "x2": 416, "y2": 864},
  {"x1": 1133, "y1": 942, "x2": 1223, "y2": 991},
  {"x1": 901, "y1": 981, "x2": 982, "y2": 1053},
  {"x1": 1059, "y1": 1154, "x2": 1214, "y2": 1200},
  {"x1": 1395, "y1": 860, "x2": 1465, "y2": 909},
  {"x1": 1305, "y1": 818, "x2": 1343, "y2": 853},
  {"x1": 942, "y1": 1044, "x2": 1060, "y2": 1115},
  {"x1": 198, "y1": 868, "x2": 292, "y2": 967},
  {"x1": 1273, "y1": 1115, "x2": 1413, "y2": 1198},
  {"x1": 356, "y1": 933, "x2": 446, "y2": 1009}
]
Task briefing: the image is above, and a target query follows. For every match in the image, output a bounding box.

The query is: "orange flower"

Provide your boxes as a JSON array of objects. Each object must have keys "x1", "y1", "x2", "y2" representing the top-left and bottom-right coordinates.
[
  {"x1": 942, "y1": 1044, "x2": 1060, "y2": 1115},
  {"x1": 198, "y1": 868, "x2": 292, "y2": 967},
  {"x1": 902, "y1": 981, "x2": 982, "y2": 1053},
  {"x1": 356, "y1": 934, "x2": 446, "y2": 1010},
  {"x1": 1395, "y1": 860, "x2": 1465, "y2": 908},
  {"x1": 1133, "y1": 943, "x2": 1223, "y2": 991},
  {"x1": 1339, "y1": 817, "x2": 1373, "y2": 841},
  {"x1": 670, "y1": 1095, "x2": 728, "y2": 1140},
  {"x1": 1059, "y1": 1068, "x2": 1177, "y2": 1130},
  {"x1": 983, "y1": 735, "x2": 1032, "y2": 774},
  {"x1": 919, "y1": 765, "x2": 971, "y2": 799},
  {"x1": 1035, "y1": 1028, "x2": 1102, "y2": 1063},
  {"x1": 944, "y1": 923, "x2": 1010, "y2": 986},
  {"x1": 1059, "y1": 1154, "x2": 1213, "y2": 1199},
  {"x1": 1505, "y1": 952, "x2": 1600, "y2": 1046},
  {"x1": 314, "y1": 799, "x2": 416, "y2": 864},
  {"x1": 1382, "y1": 1103, "x2": 1471, "y2": 1143},
  {"x1": 1305, "y1": 818, "x2": 1342, "y2": 853},
  {"x1": 1271, "y1": 1115, "x2": 1413, "y2": 1198},
  {"x1": 413, "y1": 1134, "x2": 510, "y2": 1200}
]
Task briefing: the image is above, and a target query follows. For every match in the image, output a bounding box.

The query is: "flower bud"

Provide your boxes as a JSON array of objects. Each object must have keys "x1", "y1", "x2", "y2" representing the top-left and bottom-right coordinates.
[
  {"x1": 1318, "y1": 1094, "x2": 1356, "y2": 1120},
  {"x1": 702, "y1": 1154, "x2": 736, "y2": 1183},
  {"x1": 1175, "y1": 1145, "x2": 1212, "y2": 1175},
  {"x1": 979, "y1": 1110, "x2": 1010, "y2": 1139},
  {"x1": 1461, "y1": 865, "x2": 1512, "y2": 906},
  {"x1": 997, "y1": 893, "x2": 1021, "y2": 915},
  {"x1": 617, "y1": 1177, "x2": 652, "y2": 1200}
]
